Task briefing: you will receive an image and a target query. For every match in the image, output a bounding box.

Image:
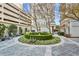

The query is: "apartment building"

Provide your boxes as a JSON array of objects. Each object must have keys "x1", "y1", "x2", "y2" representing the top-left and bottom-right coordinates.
[{"x1": 0, "y1": 3, "x2": 32, "y2": 37}]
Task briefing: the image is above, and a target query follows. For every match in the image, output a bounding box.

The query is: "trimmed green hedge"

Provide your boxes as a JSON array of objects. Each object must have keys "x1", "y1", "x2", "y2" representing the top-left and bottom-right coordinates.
[
  {"x1": 29, "y1": 32, "x2": 50, "y2": 35},
  {"x1": 58, "y1": 32, "x2": 64, "y2": 36},
  {"x1": 24, "y1": 32, "x2": 52, "y2": 40},
  {"x1": 39, "y1": 32, "x2": 50, "y2": 35},
  {"x1": 30, "y1": 35, "x2": 53, "y2": 40},
  {"x1": 30, "y1": 32, "x2": 39, "y2": 35},
  {"x1": 19, "y1": 32, "x2": 61, "y2": 45},
  {"x1": 24, "y1": 34, "x2": 30, "y2": 39},
  {"x1": 19, "y1": 35, "x2": 61, "y2": 45}
]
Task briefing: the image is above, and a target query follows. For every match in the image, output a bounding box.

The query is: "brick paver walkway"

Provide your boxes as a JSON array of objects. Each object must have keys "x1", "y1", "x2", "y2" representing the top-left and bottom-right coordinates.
[{"x1": 0, "y1": 36, "x2": 79, "y2": 56}]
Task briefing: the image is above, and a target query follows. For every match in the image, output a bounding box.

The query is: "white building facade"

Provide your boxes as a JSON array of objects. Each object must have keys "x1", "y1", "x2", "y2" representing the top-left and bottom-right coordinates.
[{"x1": 61, "y1": 18, "x2": 79, "y2": 37}]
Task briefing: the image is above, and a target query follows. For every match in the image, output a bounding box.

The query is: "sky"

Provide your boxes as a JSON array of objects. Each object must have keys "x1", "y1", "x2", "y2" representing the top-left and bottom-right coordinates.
[
  {"x1": 23, "y1": 3, "x2": 60, "y2": 25},
  {"x1": 23, "y1": 3, "x2": 30, "y2": 12},
  {"x1": 54, "y1": 3, "x2": 60, "y2": 25}
]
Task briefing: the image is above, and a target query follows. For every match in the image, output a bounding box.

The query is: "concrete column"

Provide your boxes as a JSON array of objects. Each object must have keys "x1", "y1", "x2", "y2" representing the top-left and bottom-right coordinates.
[
  {"x1": 22, "y1": 27, "x2": 25, "y2": 34},
  {"x1": 29, "y1": 26, "x2": 32, "y2": 32},
  {"x1": 17, "y1": 26, "x2": 19, "y2": 35},
  {"x1": 25, "y1": 28, "x2": 27, "y2": 32}
]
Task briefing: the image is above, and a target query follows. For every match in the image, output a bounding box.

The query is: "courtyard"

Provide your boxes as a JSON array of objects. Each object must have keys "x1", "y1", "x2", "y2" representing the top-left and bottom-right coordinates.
[
  {"x1": 0, "y1": 36, "x2": 79, "y2": 56},
  {"x1": 0, "y1": 3, "x2": 79, "y2": 56}
]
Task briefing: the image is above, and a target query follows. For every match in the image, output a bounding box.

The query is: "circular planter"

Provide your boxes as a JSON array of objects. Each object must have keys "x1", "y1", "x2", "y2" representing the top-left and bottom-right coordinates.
[{"x1": 19, "y1": 32, "x2": 61, "y2": 45}]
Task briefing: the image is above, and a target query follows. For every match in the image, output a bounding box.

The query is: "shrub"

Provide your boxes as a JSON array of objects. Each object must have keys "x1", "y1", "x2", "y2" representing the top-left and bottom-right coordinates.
[
  {"x1": 30, "y1": 32, "x2": 39, "y2": 35},
  {"x1": 24, "y1": 34, "x2": 30, "y2": 39},
  {"x1": 30, "y1": 35, "x2": 53, "y2": 40},
  {"x1": 24, "y1": 32, "x2": 53, "y2": 40},
  {"x1": 19, "y1": 35, "x2": 29, "y2": 43},
  {"x1": 29, "y1": 32, "x2": 50, "y2": 35},
  {"x1": 19, "y1": 32, "x2": 61, "y2": 45},
  {"x1": 34, "y1": 37, "x2": 60, "y2": 45},
  {"x1": 8, "y1": 24, "x2": 17, "y2": 36},
  {"x1": 0, "y1": 24, "x2": 6, "y2": 39},
  {"x1": 58, "y1": 32, "x2": 64, "y2": 36},
  {"x1": 19, "y1": 35, "x2": 61, "y2": 45},
  {"x1": 24, "y1": 32, "x2": 30, "y2": 39},
  {"x1": 39, "y1": 32, "x2": 50, "y2": 35}
]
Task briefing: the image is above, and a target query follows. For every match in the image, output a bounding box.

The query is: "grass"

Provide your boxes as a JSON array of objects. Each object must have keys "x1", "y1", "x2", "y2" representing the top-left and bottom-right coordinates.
[{"x1": 19, "y1": 35, "x2": 61, "y2": 45}]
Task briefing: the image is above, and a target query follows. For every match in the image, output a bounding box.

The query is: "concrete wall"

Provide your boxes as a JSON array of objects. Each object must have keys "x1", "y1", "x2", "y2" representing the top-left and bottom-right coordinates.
[{"x1": 70, "y1": 20, "x2": 79, "y2": 37}]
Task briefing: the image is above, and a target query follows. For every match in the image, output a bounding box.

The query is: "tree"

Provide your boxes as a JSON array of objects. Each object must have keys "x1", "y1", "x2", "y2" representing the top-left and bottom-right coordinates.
[
  {"x1": 8, "y1": 24, "x2": 17, "y2": 36},
  {"x1": 30, "y1": 3, "x2": 54, "y2": 33},
  {"x1": 30, "y1": 4, "x2": 39, "y2": 32},
  {"x1": 60, "y1": 3, "x2": 79, "y2": 20},
  {"x1": 37, "y1": 3, "x2": 54, "y2": 33},
  {"x1": 0, "y1": 24, "x2": 6, "y2": 39}
]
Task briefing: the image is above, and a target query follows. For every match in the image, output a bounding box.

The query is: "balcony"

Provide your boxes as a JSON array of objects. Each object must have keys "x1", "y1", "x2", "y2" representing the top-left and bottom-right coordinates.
[
  {"x1": 4, "y1": 4, "x2": 19, "y2": 15},
  {"x1": 4, "y1": 14, "x2": 19, "y2": 23},
  {"x1": 4, "y1": 8, "x2": 19, "y2": 18}
]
